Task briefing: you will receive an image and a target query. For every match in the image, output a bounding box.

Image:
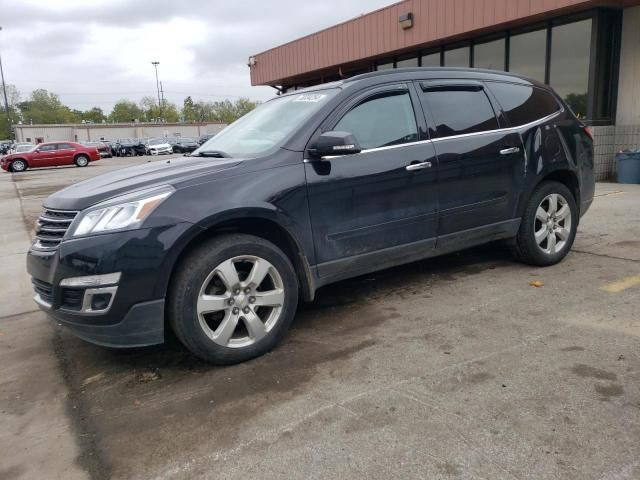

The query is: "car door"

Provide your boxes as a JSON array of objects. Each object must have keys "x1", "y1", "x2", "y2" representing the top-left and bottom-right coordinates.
[
  {"x1": 55, "y1": 143, "x2": 76, "y2": 165},
  {"x1": 30, "y1": 144, "x2": 57, "y2": 167},
  {"x1": 305, "y1": 83, "x2": 439, "y2": 281},
  {"x1": 417, "y1": 81, "x2": 525, "y2": 240}
]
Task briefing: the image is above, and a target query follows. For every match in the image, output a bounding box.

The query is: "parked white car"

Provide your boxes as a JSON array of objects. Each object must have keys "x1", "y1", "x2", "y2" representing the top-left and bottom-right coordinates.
[{"x1": 146, "y1": 138, "x2": 173, "y2": 155}]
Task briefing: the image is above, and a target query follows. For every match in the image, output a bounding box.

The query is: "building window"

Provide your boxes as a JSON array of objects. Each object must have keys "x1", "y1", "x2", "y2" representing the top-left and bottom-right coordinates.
[
  {"x1": 549, "y1": 19, "x2": 592, "y2": 119},
  {"x1": 396, "y1": 56, "x2": 418, "y2": 68},
  {"x1": 444, "y1": 47, "x2": 469, "y2": 67},
  {"x1": 509, "y1": 29, "x2": 547, "y2": 82},
  {"x1": 473, "y1": 38, "x2": 506, "y2": 70},
  {"x1": 421, "y1": 52, "x2": 441, "y2": 67},
  {"x1": 376, "y1": 61, "x2": 394, "y2": 70}
]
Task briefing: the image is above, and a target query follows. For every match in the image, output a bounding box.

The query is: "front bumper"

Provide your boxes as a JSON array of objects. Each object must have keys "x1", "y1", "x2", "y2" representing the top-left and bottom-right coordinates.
[
  {"x1": 150, "y1": 147, "x2": 173, "y2": 155},
  {"x1": 27, "y1": 223, "x2": 192, "y2": 347}
]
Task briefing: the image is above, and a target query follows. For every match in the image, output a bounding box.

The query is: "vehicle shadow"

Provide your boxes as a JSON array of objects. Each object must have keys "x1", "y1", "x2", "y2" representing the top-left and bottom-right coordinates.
[{"x1": 59, "y1": 241, "x2": 514, "y2": 373}]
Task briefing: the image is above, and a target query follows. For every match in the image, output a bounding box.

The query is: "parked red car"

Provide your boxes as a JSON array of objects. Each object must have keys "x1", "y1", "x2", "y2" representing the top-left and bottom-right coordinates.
[{"x1": 1, "y1": 141, "x2": 101, "y2": 172}]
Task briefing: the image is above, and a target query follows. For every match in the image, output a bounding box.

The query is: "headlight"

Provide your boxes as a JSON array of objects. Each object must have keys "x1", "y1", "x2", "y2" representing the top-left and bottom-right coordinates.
[{"x1": 69, "y1": 186, "x2": 174, "y2": 237}]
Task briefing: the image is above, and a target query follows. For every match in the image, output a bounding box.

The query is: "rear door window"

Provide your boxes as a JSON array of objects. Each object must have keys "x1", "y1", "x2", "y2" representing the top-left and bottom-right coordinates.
[
  {"x1": 420, "y1": 87, "x2": 499, "y2": 138},
  {"x1": 333, "y1": 91, "x2": 418, "y2": 150},
  {"x1": 487, "y1": 82, "x2": 560, "y2": 126}
]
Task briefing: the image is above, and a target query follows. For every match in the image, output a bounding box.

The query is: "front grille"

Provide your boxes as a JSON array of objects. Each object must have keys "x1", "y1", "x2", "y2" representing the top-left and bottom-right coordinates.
[
  {"x1": 61, "y1": 287, "x2": 83, "y2": 310},
  {"x1": 34, "y1": 208, "x2": 78, "y2": 250},
  {"x1": 32, "y1": 278, "x2": 53, "y2": 305}
]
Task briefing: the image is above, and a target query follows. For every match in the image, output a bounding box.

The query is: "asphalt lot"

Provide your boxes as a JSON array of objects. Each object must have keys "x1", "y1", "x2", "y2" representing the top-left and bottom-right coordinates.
[{"x1": 1, "y1": 156, "x2": 640, "y2": 480}]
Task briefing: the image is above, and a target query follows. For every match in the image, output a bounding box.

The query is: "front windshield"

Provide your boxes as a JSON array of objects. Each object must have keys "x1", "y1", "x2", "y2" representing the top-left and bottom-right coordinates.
[
  {"x1": 195, "y1": 88, "x2": 339, "y2": 157},
  {"x1": 17, "y1": 145, "x2": 36, "y2": 152}
]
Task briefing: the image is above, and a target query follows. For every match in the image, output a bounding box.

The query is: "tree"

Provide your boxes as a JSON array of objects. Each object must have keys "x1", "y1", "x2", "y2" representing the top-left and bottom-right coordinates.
[
  {"x1": 0, "y1": 84, "x2": 20, "y2": 139},
  {"x1": 17, "y1": 89, "x2": 76, "y2": 124},
  {"x1": 234, "y1": 98, "x2": 259, "y2": 119},
  {"x1": 564, "y1": 93, "x2": 588, "y2": 120},
  {"x1": 109, "y1": 100, "x2": 143, "y2": 123},
  {"x1": 82, "y1": 107, "x2": 106, "y2": 123}
]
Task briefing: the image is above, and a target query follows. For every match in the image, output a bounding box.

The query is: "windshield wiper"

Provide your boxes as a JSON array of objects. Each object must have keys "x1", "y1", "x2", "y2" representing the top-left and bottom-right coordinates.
[{"x1": 193, "y1": 150, "x2": 232, "y2": 158}]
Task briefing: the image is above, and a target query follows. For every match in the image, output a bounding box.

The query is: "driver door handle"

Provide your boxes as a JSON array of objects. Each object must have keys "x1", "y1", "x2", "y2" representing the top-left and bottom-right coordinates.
[
  {"x1": 500, "y1": 147, "x2": 521, "y2": 155},
  {"x1": 406, "y1": 161, "x2": 432, "y2": 172}
]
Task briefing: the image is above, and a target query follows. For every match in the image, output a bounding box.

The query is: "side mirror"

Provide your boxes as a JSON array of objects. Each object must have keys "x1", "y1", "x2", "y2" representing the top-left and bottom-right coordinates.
[{"x1": 308, "y1": 131, "x2": 361, "y2": 158}]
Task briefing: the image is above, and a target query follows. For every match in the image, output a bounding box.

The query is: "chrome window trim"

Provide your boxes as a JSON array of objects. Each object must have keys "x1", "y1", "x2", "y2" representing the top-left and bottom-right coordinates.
[{"x1": 304, "y1": 109, "x2": 561, "y2": 161}]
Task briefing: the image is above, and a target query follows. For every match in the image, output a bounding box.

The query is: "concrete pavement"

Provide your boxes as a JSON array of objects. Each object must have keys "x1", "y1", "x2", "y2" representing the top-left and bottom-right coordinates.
[{"x1": 1, "y1": 157, "x2": 639, "y2": 479}]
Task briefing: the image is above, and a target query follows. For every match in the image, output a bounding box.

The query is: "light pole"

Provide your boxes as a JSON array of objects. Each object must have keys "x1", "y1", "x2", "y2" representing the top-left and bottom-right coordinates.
[
  {"x1": 151, "y1": 61, "x2": 162, "y2": 121},
  {"x1": 0, "y1": 26, "x2": 13, "y2": 139}
]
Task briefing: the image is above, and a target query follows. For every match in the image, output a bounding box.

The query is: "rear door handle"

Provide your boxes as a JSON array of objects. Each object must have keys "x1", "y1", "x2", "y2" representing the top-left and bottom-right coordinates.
[
  {"x1": 406, "y1": 161, "x2": 432, "y2": 172},
  {"x1": 500, "y1": 147, "x2": 521, "y2": 155}
]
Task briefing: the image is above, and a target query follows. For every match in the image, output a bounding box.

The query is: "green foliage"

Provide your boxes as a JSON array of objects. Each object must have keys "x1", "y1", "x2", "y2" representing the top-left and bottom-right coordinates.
[
  {"x1": 82, "y1": 107, "x2": 107, "y2": 123},
  {"x1": 181, "y1": 97, "x2": 259, "y2": 123},
  {"x1": 564, "y1": 93, "x2": 588, "y2": 119},
  {"x1": 109, "y1": 99, "x2": 143, "y2": 123},
  {"x1": 0, "y1": 85, "x2": 258, "y2": 131},
  {"x1": 17, "y1": 89, "x2": 77, "y2": 124}
]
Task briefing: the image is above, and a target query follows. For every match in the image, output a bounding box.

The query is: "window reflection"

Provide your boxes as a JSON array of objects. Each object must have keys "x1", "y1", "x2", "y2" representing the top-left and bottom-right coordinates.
[
  {"x1": 474, "y1": 38, "x2": 505, "y2": 70},
  {"x1": 509, "y1": 29, "x2": 546, "y2": 82},
  {"x1": 396, "y1": 57, "x2": 418, "y2": 67},
  {"x1": 376, "y1": 61, "x2": 394, "y2": 70},
  {"x1": 550, "y1": 19, "x2": 592, "y2": 119},
  {"x1": 421, "y1": 52, "x2": 441, "y2": 67},
  {"x1": 444, "y1": 47, "x2": 470, "y2": 67}
]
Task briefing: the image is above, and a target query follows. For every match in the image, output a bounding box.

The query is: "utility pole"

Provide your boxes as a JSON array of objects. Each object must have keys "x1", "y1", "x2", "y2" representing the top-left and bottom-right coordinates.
[
  {"x1": 151, "y1": 61, "x2": 162, "y2": 122},
  {"x1": 0, "y1": 26, "x2": 13, "y2": 139},
  {"x1": 160, "y1": 81, "x2": 165, "y2": 123}
]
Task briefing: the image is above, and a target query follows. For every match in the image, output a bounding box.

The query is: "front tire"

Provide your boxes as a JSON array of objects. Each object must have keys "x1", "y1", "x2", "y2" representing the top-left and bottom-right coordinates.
[
  {"x1": 75, "y1": 155, "x2": 89, "y2": 167},
  {"x1": 512, "y1": 181, "x2": 578, "y2": 266},
  {"x1": 10, "y1": 159, "x2": 27, "y2": 172},
  {"x1": 168, "y1": 234, "x2": 299, "y2": 364}
]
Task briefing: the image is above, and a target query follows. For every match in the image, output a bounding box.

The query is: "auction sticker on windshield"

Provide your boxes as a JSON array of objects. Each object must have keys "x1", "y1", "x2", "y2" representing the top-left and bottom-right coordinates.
[{"x1": 294, "y1": 94, "x2": 327, "y2": 103}]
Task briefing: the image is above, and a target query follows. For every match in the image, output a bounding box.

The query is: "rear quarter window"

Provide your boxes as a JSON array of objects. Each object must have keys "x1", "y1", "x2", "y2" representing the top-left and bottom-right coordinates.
[
  {"x1": 488, "y1": 82, "x2": 560, "y2": 127},
  {"x1": 420, "y1": 88, "x2": 499, "y2": 138}
]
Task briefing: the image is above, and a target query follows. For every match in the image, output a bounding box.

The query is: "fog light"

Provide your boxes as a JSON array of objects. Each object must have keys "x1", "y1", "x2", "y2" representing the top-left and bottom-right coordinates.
[{"x1": 91, "y1": 293, "x2": 112, "y2": 311}]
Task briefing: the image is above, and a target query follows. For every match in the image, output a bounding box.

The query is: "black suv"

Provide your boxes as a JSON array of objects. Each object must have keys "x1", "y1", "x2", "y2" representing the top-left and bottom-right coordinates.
[{"x1": 27, "y1": 68, "x2": 594, "y2": 364}]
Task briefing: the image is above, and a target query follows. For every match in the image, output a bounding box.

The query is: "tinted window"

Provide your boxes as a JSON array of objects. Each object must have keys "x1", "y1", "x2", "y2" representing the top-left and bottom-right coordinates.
[
  {"x1": 444, "y1": 47, "x2": 469, "y2": 67},
  {"x1": 334, "y1": 91, "x2": 418, "y2": 150},
  {"x1": 57, "y1": 143, "x2": 72, "y2": 149},
  {"x1": 509, "y1": 29, "x2": 547, "y2": 82},
  {"x1": 376, "y1": 61, "x2": 394, "y2": 71},
  {"x1": 549, "y1": 19, "x2": 592, "y2": 119},
  {"x1": 421, "y1": 52, "x2": 440, "y2": 67},
  {"x1": 421, "y1": 88, "x2": 498, "y2": 137},
  {"x1": 473, "y1": 38, "x2": 505, "y2": 70},
  {"x1": 488, "y1": 82, "x2": 560, "y2": 126},
  {"x1": 396, "y1": 57, "x2": 418, "y2": 67},
  {"x1": 38, "y1": 144, "x2": 57, "y2": 151}
]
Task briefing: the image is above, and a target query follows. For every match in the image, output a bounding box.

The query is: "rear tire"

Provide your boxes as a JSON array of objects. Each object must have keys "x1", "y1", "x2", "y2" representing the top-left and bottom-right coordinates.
[
  {"x1": 511, "y1": 181, "x2": 578, "y2": 266},
  {"x1": 10, "y1": 159, "x2": 27, "y2": 172},
  {"x1": 168, "y1": 234, "x2": 299, "y2": 364},
  {"x1": 75, "y1": 155, "x2": 89, "y2": 167}
]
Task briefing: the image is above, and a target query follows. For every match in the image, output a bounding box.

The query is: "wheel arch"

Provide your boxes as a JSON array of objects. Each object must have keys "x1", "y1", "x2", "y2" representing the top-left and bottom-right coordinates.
[
  {"x1": 161, "y1": 213, "x2": 316, "y2": 306},
  {"x1": 518, "y1": 168, "x2": 581, "y2": 218}
]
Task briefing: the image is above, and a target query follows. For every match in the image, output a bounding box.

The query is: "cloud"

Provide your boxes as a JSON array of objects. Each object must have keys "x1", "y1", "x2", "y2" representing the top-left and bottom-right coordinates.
[{"x1": 0, "y1": 0, "x2": 393, "y2": 111}]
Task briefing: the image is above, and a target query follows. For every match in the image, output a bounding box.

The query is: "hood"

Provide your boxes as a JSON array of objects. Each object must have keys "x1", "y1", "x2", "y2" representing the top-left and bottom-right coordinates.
[{"x1": 45, "y1": 156, "x2": 242, "y2": 210}]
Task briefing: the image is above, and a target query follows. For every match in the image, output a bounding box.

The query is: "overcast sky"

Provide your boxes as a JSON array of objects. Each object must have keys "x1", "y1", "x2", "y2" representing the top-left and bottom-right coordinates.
[{"x1": 0, "y1": 0, "x2": 393, "y2": 112}]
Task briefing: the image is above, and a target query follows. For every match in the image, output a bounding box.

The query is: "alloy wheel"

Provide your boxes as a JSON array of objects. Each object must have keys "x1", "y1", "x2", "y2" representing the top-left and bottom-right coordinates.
[
  {"x1": 534, "y1": 193, "x2": 572, "y2": 255},
  {"x1": 197, "y1": 255, "x2": 285, "y2": 348},
  {"x1": 12, "y1": 160, "x2": 26, "y2": 172}
]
